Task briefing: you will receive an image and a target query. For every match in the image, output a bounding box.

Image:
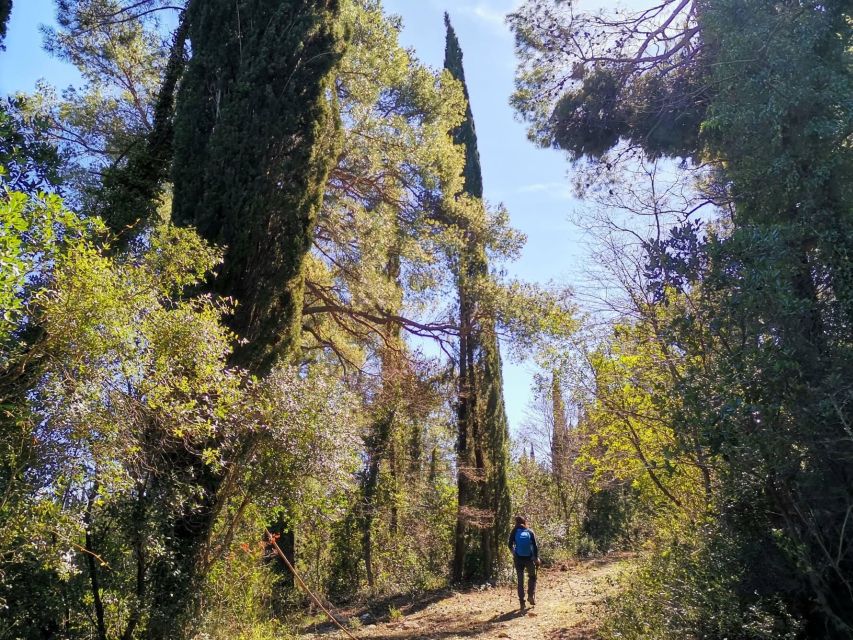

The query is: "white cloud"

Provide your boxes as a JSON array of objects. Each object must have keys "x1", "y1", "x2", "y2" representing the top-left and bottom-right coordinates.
[
  {"x1": 517, "y1": 182, "x2": 574, "y2": 200},
  {"x1": 438, "y1": 0, "x2": 523, "y2": 35},
  {"x1": 471, "y1": 4, "x2": 508, "y2": 25}
]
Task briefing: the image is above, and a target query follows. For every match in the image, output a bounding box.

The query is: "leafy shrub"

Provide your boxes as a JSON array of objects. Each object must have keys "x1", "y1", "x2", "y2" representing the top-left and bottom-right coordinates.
[
  {"x1": 195, "y1": 530, "x2": 296, "y2": 640},
  {"x1": 582, "y1": 485, "x2": 641, "y2": 553},
  {"x1": 602, "y1": 524, "x2": 803, "y2": 640}
]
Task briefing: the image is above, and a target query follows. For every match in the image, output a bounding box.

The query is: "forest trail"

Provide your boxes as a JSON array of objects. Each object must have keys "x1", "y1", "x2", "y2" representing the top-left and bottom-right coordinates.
[{"x1": 302, "y1": 554, "x2": 632, "y2": 640}]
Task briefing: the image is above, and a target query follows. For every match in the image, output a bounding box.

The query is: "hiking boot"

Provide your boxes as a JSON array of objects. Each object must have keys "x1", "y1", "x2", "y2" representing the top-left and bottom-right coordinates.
[
  {"x1": 529, "y1": 595, "x2": 536, "y2": 606},
  {"x1": 519, "y1": 599, "x2": 526, "y2": 610}
]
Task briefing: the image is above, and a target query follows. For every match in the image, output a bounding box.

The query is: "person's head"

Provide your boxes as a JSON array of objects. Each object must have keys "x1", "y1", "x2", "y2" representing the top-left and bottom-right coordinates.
[{"x1": 515, "y1": 516, "x2": 527, "y2": 528}]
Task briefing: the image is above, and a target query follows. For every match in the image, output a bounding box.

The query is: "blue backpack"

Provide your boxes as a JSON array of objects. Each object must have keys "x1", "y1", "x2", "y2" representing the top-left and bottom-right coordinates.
[{"x1": 514, "y1": 527, "x2": 533, "y2": 557}]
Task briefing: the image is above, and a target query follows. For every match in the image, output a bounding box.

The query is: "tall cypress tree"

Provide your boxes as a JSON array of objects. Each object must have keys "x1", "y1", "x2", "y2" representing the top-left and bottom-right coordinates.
[
  {"x1": 444, "y1": 14, "x2": 511, "y2": 583},
  {"x1": 550, "y1": 372, "x2": 569, "y2": 477},
  {"x1": 173, "y1": 0, "x2": 347, "y2": 374},
  {"x1": 146, "y1": 1, "x2": 347, "y2": 636}
]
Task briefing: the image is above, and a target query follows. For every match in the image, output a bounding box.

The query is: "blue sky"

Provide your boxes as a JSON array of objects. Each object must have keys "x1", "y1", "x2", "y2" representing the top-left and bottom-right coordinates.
[{"x1": 1, "y1": 0, "x2": 593, "y2": 434}]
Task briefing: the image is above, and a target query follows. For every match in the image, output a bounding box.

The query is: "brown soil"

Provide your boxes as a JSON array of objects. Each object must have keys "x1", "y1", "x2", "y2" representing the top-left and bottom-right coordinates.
[{"x1": 301, "y1": 554, "x2": 632, "y2": 640}]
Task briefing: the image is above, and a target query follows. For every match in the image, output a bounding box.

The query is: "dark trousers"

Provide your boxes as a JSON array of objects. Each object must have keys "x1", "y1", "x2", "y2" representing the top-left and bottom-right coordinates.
[{"x1": 514, "y1": 555, "x2": 537, "y2": 603}]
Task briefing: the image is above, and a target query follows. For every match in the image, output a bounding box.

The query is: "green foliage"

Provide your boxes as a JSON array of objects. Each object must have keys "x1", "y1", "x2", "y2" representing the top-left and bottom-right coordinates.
[
  {"x1": 197, "y1": 508, "x2": 297, "y2": 640},
  {"x1": 96, "y1": 14, "x2": 189, "y2": 235},
  {"x1": 512, "y1": 0, "x2": 853, "y2": 635},
  {"x1": 443, "y1": 13, "x2": 483, "y2": 200},
  {"x1": 509, "y1": 449, "x2": 562, "y2": 561},
  {"x1": 481, "y1": 276, "x2": 576, "y2": 362},
  {"x1": 0, "y1": 185, "x2": 95, "y2": 636},
  {"x1": 30, "y1": 0, "x2": 173, "y2": 200},
  {"x1": 326, "y1": 510, "x2": 364, "y2": 598},
  {"x1": 604, "y1": 526, "x2": 803, "y2": 640},
  {"x1": 1, "y1": 194, "x2": 360, "y2": 637},
  {"x1": 581, "y1": 485, "x2": 639, "y2": 554},
  {"x1": 0, "y1": 98, "x2": 63, "y2": 195},
  {"x1": 305, "y1": 0, "x2": 474, "y2": 366},
  {"x1": 668, "y1": 4, "x2": 852, "y2": 633},
  {"x1": 0, "y1": 188, "x2": 94, "y2": 343},
  {"x1": 0, "y1": 0, "x2": 10, "y2": 50},
  {"x1": 0, "y1": 193, "x2": 227, "y2": 636},
  {"x1": 300, "y1": 3, "x2": 470, "y2": 600},
  {"x1": 509, "y1": 0, "x2": 707, "y2": 159},
  {"x1": 172, "y1": 0, "x2": 348, "y2": 373},
  {"x1": 545, "y1": 61, "x2": 707, "y2": 160},
  {"x1": 18, "y1": 222, "x2": 234, "y2": 639},
  {"x1": 512, "y1": 375, "x2": 635, "y2": 561},
  {"x1": 148, "y1": 1, "x2": 350, "y2": 631},
  {"x1": 581, "y1": 314, "x2": 714, "y2": 523}
]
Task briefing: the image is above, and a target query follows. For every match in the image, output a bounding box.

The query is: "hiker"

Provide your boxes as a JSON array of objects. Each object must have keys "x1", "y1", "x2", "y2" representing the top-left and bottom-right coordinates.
[{"x1": 508, "y1": 515, "x2": 540, "y2": 610}]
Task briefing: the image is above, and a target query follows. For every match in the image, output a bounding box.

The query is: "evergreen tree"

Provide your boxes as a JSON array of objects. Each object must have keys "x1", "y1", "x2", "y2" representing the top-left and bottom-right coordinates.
[
  {"x1": 444, "y1": 14, "x2": 511, "y2": 583},
  {"x1": 0, "y1": 0, "x2": 10, "y2": 50},
  {"x1": 550, "y1": 371, "x2": 569, "y2": 477},
  {"x1": 149, "y1": 1, "x2": 347, "y2": 635},
  {"x1": 172, "y1": 0, "x2": 348, "y2": 374},
  {"x1": 33, "y1": 0, "x2": 176, "y2": 202},
  {"x1": 443, "y1": 15, "x2": 483, "y2": 201},
  {"x1": 97, "y1": 12, "x2": 189, "y2": 236}
]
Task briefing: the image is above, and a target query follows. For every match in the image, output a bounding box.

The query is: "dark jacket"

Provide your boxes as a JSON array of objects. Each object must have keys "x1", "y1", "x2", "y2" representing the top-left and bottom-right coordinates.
[{"x1": 508, "y1": 525, "x2": 539, "y2": 558}]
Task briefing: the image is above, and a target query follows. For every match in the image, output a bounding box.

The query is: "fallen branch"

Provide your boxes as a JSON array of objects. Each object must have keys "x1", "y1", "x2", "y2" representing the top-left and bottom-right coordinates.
[{"x1": 263, "y1": 528, "x2": 359, "y2": 640}]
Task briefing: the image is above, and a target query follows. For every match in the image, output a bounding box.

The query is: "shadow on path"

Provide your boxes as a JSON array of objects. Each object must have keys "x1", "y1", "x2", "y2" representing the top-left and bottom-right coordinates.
[
  {"x1": 488, "y1": 609, "x2": 528, "y2": 623},
  {"x1": 299, "y1": 587, "x2": 456, "y2": 636},
  {"x1": 351, "y1": 613, "x2": 602, "y2": 640},
  {"x1": 300, "y1": 554, "x2": 632, "y2": 639}
]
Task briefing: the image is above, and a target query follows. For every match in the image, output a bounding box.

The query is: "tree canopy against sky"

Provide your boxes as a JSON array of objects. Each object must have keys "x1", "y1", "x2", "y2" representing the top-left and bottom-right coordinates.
[{"x1": 0, "y1": 0, "x2": 591, "y2": 434}]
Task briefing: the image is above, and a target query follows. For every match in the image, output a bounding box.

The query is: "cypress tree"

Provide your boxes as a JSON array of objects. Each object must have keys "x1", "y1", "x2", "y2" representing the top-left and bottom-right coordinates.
[
  {"x1": 0, "y1": 0, "x2": 10, "y2": 50},
  {"x1": 444, "y1": 14, "x2": 511, "y2": 583},
  {"x1": 146, "y1": 1, "x2": 347, "y2": 636},
  {"x1": 172, "y1": 0, "x2": 347, "y2": 374},
  {"x1": 550, "y1": 371, "x2": 576, "y2": 523},
  {"x1": 550, "y1": 372, "x2": 569, "y2": 477},
  {"x1": 443, "y1": 14, "x2": 483, "y2": 200}
]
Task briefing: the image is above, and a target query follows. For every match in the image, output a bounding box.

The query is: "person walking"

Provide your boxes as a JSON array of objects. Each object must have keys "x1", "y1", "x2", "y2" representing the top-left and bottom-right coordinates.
[{"x1": 508, "y1": 516, "x2": 540, "y2": 610}]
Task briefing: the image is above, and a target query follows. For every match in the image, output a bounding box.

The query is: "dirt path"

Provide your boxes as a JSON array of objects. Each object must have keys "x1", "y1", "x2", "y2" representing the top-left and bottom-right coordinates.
[{"x1": 301, "y1": 554, "x2": 632, "y2": 640}]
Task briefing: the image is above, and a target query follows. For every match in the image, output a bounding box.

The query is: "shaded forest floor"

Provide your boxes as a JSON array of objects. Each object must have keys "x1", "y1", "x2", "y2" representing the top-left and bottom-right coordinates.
[{"x1": 300, "y1": 553, "x2": 633, "y2": 640}]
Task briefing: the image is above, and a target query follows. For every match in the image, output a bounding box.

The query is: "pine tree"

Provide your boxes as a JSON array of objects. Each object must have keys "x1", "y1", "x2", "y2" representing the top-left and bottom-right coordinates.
[
  {"x1": 97, "y1": 13, "x2": 189, "y2": 236},
  {"x1": 444, "y1": 13, "x2": 511, "y2": 583}
]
